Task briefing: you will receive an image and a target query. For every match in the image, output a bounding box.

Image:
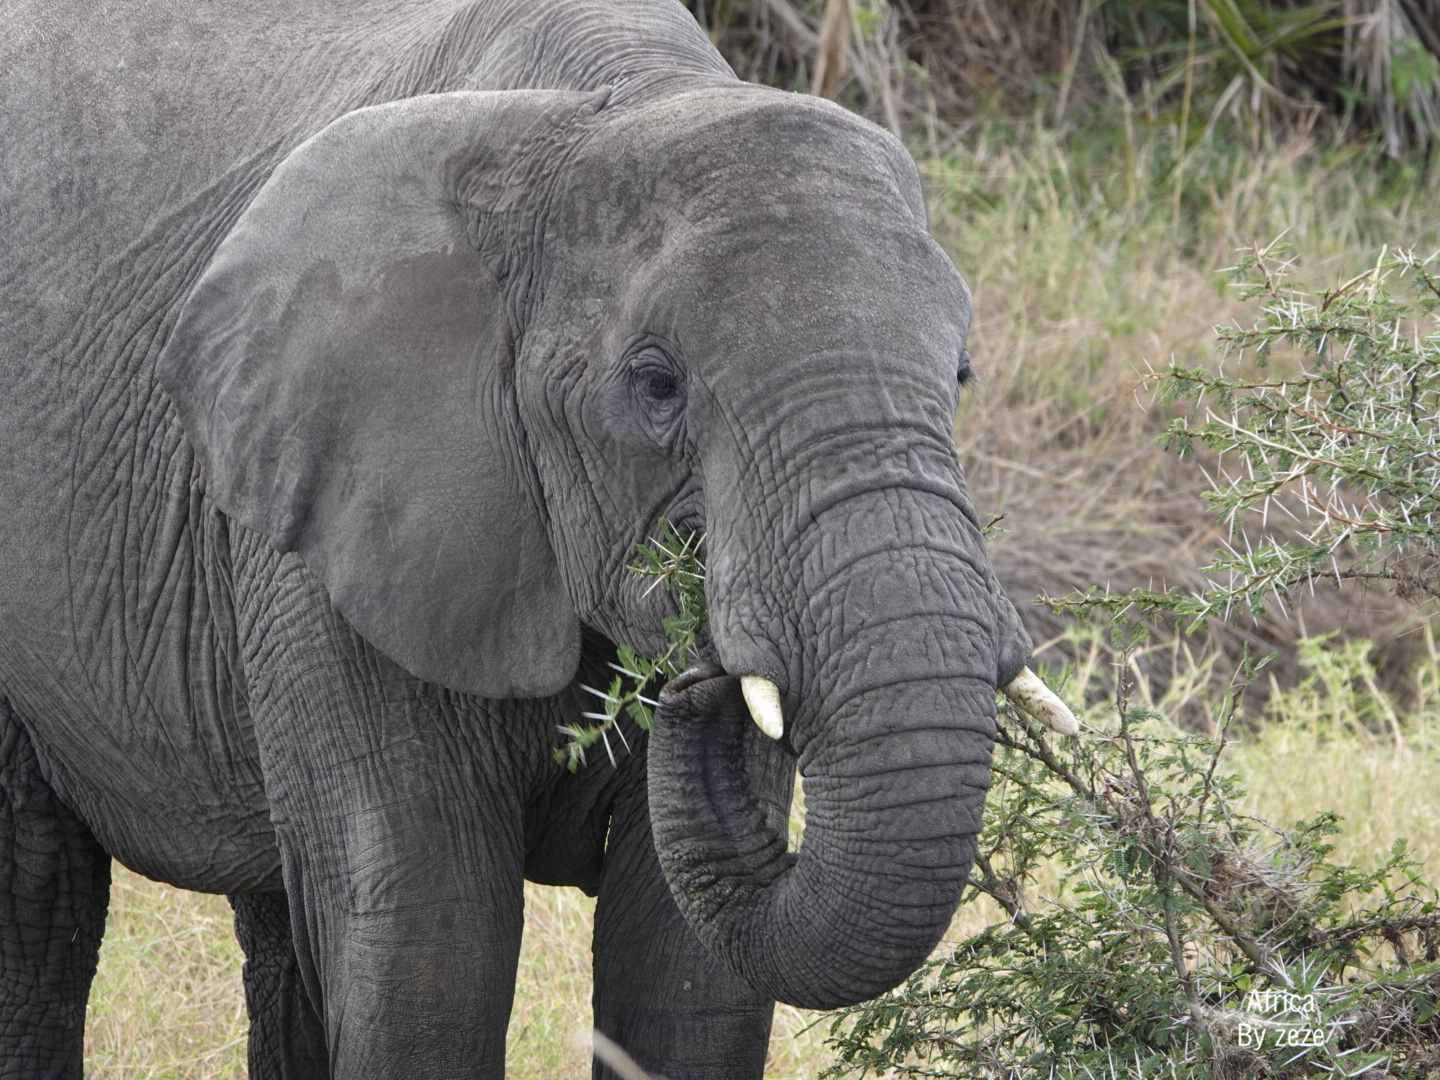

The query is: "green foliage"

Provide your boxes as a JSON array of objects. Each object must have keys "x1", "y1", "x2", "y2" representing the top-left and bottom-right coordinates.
[
  {"x1": 820, "y1": 639, "x2": 1440, "y2": 1077},
  {"x1": 1049, "y1": 240, "x2": 1440, "y2": 626},
  {"x1": 555, "y1": 522, "x2": 707, "y2": 771},
  {"x1": 818, "y1": 246, "x2": 1440, "y2": 1076},
  {"x1": 1103, "y1": 0, "x2": 1349, "y2": 126}
]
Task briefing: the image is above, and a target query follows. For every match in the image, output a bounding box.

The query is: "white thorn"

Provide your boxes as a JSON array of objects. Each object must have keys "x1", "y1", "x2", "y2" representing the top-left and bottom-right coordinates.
[
  {"x1": 1001, "y1": 667, "x2": 1080, "y2": 736},
  {"x1": 740, "y1": 676, "x2": 784, "y2": 740}
]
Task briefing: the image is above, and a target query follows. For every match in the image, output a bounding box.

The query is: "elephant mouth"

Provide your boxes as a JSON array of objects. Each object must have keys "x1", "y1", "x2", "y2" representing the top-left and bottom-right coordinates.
[
  {"x1": 647, "y1": 662, "x2": 987, "y2": 1010},
  {"x1": 661, "y1": 662, "x2": 788, "y2": 744},
  {"x1": 658, "y1": 661, "x2": 726, "y2": 699}
]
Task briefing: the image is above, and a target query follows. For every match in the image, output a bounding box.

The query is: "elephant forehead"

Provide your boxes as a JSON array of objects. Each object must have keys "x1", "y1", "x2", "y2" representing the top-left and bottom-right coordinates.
[
  {"x1": 547, "y1": 87, "x2": 971, "y2": 388},
  {"x1": 668, "y1": 130, "x2": 915, "y2": 231},
  {"x1": 564, "y1": 86, "x2": 922, "y2": 232},
  {"x1": 635, "y1": 215, "x2": 970, "y2": 359}
]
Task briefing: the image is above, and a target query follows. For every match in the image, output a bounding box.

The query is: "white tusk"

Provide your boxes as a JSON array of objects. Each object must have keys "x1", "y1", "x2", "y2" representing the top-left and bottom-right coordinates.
[
  {"x1": 740, "y1": 675, "x2": 785, "y2": 740},
  {"x1": 1001, "y1": 667, "x2": 1080, "y2": 736}
]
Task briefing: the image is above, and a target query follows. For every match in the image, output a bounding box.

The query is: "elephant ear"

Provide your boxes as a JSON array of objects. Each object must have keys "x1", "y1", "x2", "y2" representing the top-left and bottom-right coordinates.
[{"x1": 159, "y1": 90, "x2": 603, "y2": 699}]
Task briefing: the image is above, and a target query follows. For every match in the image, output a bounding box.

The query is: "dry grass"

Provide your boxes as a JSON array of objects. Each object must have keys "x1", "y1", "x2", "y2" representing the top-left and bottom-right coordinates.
[
  {"x1": 78, "y1": 869, "x2": 866, "y2": 1077},
  {"x1": 507, "y1": 886, "x2": 596, "y2": 1079},
  {"x1": 85, "y1": 868, "x2": 247, "y2": 1079},
  {"x1": 87, "y1": 679, "x2": 1440, "y2": 1078},
  {"x1": 940, "y1": 124, "x2": 1440, "y2": 704}
]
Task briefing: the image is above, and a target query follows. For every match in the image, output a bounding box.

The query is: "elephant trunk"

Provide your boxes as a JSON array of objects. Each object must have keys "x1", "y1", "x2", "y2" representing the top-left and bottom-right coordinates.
[
  {"x1": 646, "y1": 504, "x2": 1001, "y2": 1009},
  {"x1": 648, "y1": 671, "x2": 994, "y2": 1009}
]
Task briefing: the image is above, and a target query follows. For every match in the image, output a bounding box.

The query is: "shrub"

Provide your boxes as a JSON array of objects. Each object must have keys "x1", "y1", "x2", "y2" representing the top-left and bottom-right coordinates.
[
  {"x1": 817, "y1": 248, "x2": 1440, "y2": 1077},
  {"x1": 1054, "y1": 240, "x2": 1440, "y2": 627},
  {"x1": 818, "y1": 644, "x2": 1440, "y2": 1077}
]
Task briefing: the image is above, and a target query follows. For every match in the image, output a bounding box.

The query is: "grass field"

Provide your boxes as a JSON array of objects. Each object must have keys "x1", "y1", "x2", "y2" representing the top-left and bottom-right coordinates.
[{"x1": 82, "y1": 126, "x2": 1440, "y2": 1077}]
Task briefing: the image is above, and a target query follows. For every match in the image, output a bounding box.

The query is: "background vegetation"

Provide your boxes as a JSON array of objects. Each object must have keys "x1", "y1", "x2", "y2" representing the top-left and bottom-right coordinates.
[
  {"x1": 85, "y1": 655, "x2": 1440, "y2": 1078},
  {"x1": 686, "y1": 0, "x2": 1440, "y2": 156},
  {"x1": 82, "y1": 2, "x2": 1440, "y2": 1076}
]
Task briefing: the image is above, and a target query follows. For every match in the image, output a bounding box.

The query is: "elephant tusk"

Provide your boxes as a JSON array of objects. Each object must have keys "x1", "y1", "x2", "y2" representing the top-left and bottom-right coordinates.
[
  {"x1": 740, "y1": 675, "x2": 785, "y2": 740},
  {"x1": 1001, "y1": 667, "x2": 1080, "y2": 736}
]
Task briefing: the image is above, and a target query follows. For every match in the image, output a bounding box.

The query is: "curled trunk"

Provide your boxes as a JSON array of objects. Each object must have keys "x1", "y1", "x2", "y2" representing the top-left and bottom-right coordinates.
[
  {"x1": 647, "y1": 668, "x2": 995, "y2": 1009},
  {"x1": 648, "y1": 450, "x2": 1022, "y2": 1007}
]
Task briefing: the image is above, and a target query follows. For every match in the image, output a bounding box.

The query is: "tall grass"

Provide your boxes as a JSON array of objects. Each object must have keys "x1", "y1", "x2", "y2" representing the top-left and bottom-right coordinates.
[
  {"x1": 690, "y1": 1, "x2": 1440, "y2": 156},
  {"x1": 85, "y1": 869, "x2": 247, "y2": 1078},
  {"x1": 942, "y1": 118, "x2": 1440, "y2": 460},
  {"x1": 941, "y1": 118, "x2": 1440, "y2": 701}
]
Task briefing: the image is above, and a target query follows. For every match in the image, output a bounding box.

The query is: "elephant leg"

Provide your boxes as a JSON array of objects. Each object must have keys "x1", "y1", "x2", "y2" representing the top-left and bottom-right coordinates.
[
  {"x1": 0, "y1": 701, "x2": 111, "y2": 1080},
  {"x1": 232, "y1": 547, "x2": 533, "y2": 1078},
  {"x1": 591, "y1": 724, "x2": 796, "y2": 1080},
  {"x1": 230, "y1": 891, "x2": 329, "y2": 1080}
]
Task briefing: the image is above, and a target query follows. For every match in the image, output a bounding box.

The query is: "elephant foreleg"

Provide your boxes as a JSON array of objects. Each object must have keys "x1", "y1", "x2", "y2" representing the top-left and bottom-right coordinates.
[
  {"x1": 0, "y1": 701, "x2": 111, "y2": 1080},
  {"x1": 230, "y1": 891, "x2": 329, "y2": 1080},
  {"x1": 232, "y1": 546, "x2": 532, "y2": 1078},
  {"x1": 591, "y1": 723, "x2": 796, "y2": 1080}
]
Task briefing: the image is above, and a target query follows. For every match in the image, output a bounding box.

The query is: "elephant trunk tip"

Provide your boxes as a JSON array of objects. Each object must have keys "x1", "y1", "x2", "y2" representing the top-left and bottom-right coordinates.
[{"x1": 659, "y1": 665, "x2": 785, "y2": 741}]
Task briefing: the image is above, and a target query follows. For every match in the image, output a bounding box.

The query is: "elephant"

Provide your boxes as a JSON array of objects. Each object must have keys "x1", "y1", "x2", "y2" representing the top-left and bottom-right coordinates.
[{"x1": 0, "y1": 0, "x2": 1075, "y2": 1077}]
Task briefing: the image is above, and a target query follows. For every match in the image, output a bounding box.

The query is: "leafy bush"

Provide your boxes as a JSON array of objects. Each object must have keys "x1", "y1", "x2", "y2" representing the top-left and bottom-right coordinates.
[
  {"x1": 816, "y1": 248, "x2": 1440, "y2": 1077},
  {"x1": 819, "y1": 645, "x2": 1440, "y2": 1077},
  {"x1": 1054, "y1": 241, "x2": 1440, "y2": 627}
]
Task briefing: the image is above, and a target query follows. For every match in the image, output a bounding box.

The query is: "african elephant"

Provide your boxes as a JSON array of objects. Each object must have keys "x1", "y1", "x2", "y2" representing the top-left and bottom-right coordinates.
[{"x1": 0, "y1": 1, "x2": 1073, "y2": 1077}]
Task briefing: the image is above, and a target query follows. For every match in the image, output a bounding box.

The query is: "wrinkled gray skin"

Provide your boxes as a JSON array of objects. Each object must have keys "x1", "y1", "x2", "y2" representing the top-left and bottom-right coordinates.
[{"x1": 0, "y1": 1, "x2": 1033, "y2": 1077}]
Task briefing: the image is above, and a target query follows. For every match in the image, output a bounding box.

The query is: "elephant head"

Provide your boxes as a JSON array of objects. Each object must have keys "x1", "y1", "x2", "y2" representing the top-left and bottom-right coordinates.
[{"x1": 157, "y1": 83, "x2": 1054, "y2": 1009}]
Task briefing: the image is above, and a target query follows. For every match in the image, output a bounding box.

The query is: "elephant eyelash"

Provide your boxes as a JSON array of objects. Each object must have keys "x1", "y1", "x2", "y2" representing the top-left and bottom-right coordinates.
[
  {"x1": 632, "y1": 363, "x2": 681, "y2": 402},
  {"x1": 621, "y1": 340, "x2": 687, "y2": 448},
  {"x1": 623, "y1": 337, "x2": 684, "y2": 405}
]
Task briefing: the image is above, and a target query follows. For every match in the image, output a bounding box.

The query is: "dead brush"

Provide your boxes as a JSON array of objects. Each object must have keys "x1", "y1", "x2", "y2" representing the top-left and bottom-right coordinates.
[{"x1": 681, "y1": 0, "x2": 1440, "y2": 154}]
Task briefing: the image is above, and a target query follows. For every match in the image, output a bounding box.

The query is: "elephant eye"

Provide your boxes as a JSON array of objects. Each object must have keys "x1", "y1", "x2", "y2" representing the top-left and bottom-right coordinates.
[
  {"x1": 957, "y1": 347, "x2": 973, "y2": 386},
  {"x1": 622, "y1": 339, "x2": 686, "y2": 442},
  {"x1": 632, "y1": 361, "x2": 681, "y2": 403}
]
